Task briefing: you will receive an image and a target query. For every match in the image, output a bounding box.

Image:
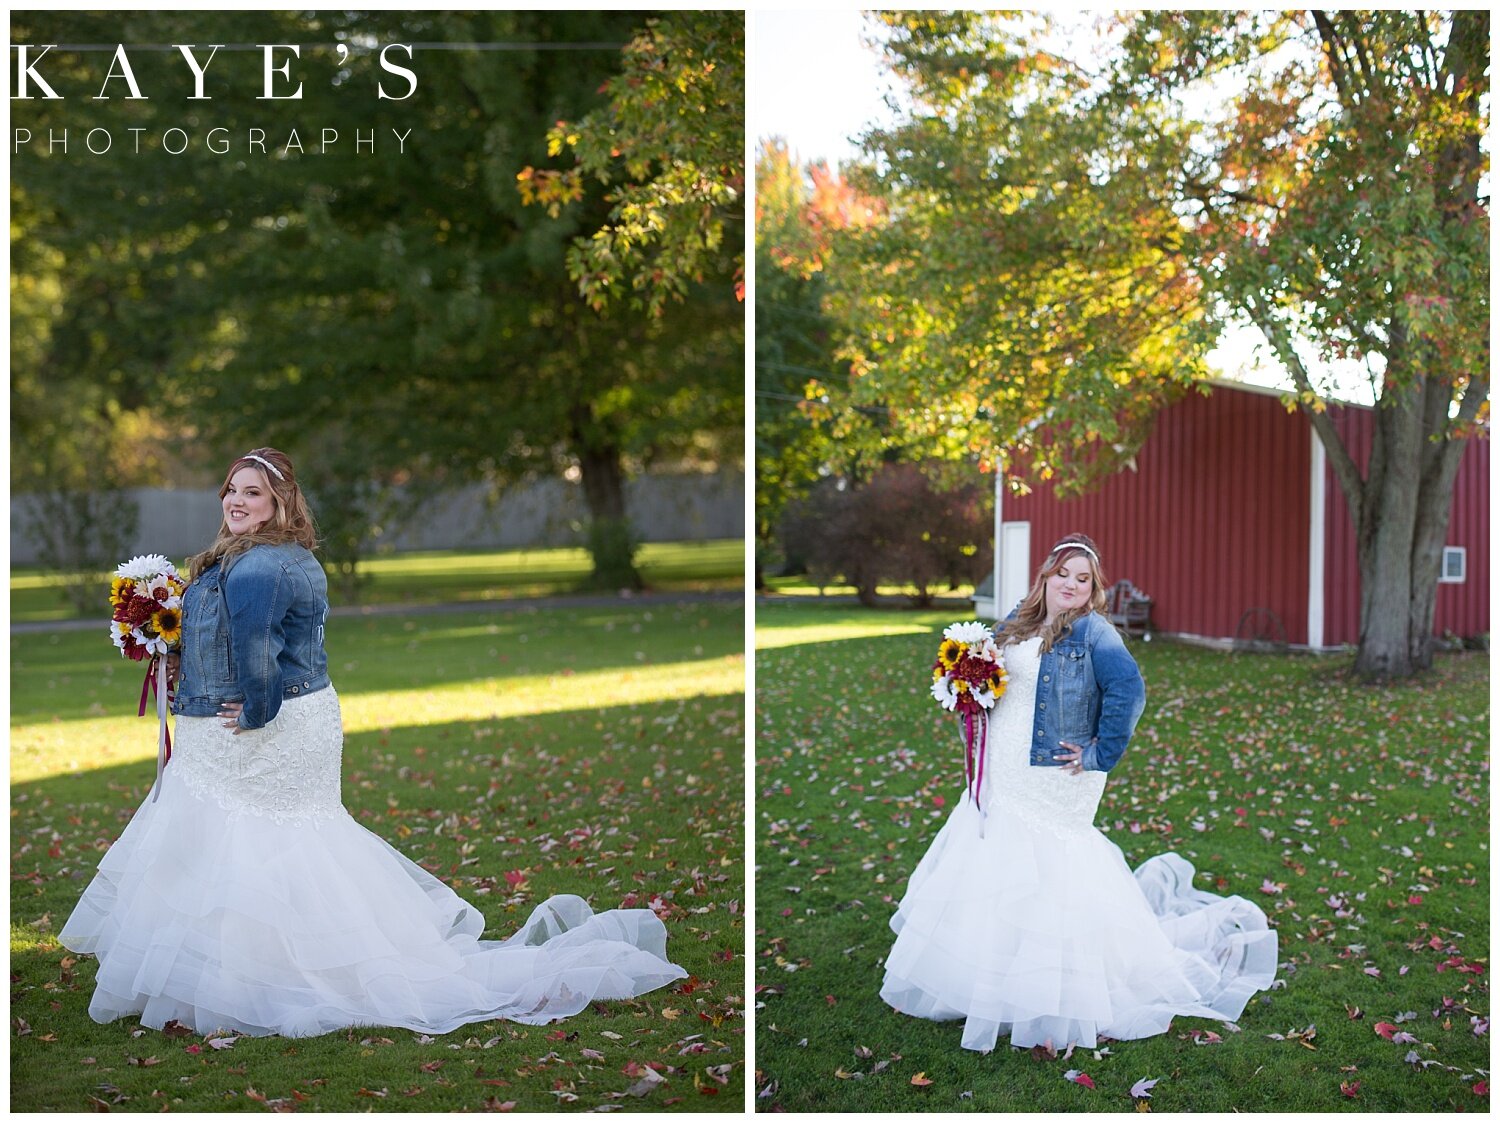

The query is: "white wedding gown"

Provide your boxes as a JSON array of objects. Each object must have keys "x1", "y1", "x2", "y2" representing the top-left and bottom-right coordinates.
[
  {"x1": 880, "y1": 637, "x2": 1278, "y2": 1053},
  {"x1": 59, "y1": 688, "x2": 687, "y2": 1038}
]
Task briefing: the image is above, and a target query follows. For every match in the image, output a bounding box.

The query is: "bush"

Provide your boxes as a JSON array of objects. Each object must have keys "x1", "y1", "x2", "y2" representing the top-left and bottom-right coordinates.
[{"x1": 780, "y1": 463, "x2": 992, "y2": 606}]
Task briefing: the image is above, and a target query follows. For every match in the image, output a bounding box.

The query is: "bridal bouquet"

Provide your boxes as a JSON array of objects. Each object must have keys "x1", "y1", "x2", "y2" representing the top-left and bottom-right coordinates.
[
  {"x1": 109, "y1": 554, "x2": 184, "y2": 801},
  {"x1": 929, "y1": 621, "x2": 1008, "y2": 809},
  {"x1": 109, "y1": 554, "x2": 185, "y2": 662}
]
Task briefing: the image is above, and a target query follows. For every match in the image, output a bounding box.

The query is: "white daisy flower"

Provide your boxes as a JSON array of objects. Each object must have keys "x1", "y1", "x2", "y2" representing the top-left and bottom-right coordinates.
[
  {"x1": 943, "y1": 621, "x2": 993, "y2": 646},
  {"x1": 971, "y1": 686, "x2": 996, "y2": 708},
  {"x1": 115, "y1": 554, "x2": 175, "y2": 580},
  {"x1": 108, "y1": 620, "x2": 130, "y2": 650},
  {"x1": 144, "y1": 574, "x2": 177, "y2": 604},
  {"x1": 141, "y1": 634, "x2": 170, "y2": 656},
  {"x1": 930, "y1": 675, "x2": 959, "y2": 711}
]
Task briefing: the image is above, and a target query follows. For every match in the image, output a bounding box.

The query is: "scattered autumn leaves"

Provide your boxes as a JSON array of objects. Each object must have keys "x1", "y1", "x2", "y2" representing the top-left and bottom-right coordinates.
[
  {"x1": 12, "y1": 601, "x2": 746, "y2": 1113},
  {"x1": 754, "y1": 608, "x2": 1487, "y2": 1111}
]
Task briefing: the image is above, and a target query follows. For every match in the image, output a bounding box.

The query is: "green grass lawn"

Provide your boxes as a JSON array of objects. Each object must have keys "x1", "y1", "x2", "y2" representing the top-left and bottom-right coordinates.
[
  {"x1": 760, "y1": 575, "x2": 976, "y2": 603},
  {"x1": 11, "y1": 600, "x2": 745, "y2": 1113},
  {"x1": 11, "y1": 539, "x2": 744, "y2": 624},
  {"x1": 753, "y1": 602, "x2": 1489, "y2": 1113}
]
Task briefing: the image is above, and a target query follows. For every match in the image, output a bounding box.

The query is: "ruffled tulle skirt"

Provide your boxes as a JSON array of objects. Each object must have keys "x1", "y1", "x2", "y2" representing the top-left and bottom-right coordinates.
[
  {"x1": 880, "y1": 793, "x2": 1278, "y2": 1053},
  {"x1": 58, "y1": 693, "x2": 686, "y2": 1038}
]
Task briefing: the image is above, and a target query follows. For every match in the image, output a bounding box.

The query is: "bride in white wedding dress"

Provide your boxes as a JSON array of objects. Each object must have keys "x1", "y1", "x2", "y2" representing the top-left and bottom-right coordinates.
[
  {"x1": 881, "y1": 534, "x2": 1278, "y2": 1053},
  {"x1": 60, "y1": 449, "x2": 685, "y2": 1038}
]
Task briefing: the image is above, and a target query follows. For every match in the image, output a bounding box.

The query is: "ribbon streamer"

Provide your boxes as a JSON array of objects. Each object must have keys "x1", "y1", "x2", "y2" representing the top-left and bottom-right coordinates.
[
  {"x1": 141, "y1": 655, "x2": 173, "y2": 802},
  {"x1": 961, "y1": 708, "x2": 990, "y2": 812}
]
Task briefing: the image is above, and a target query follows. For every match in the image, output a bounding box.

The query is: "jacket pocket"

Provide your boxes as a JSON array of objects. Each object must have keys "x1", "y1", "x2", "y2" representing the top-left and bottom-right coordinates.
[
  {"x1": 1059, "y1": 648, "x2": 1093, "y2": 735},
  {"x1": 187, "y1": 577, "x2": 234, "y2": 686}
]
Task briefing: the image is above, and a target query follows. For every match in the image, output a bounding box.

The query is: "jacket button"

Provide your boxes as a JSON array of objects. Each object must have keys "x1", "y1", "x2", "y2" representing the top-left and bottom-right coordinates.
[
  {"x1": 1039, "y1": 703, "x2": 1046, "y2": 711},
  {"x1": 290, "y1": 686, "x2": 299, "y2": 694},
  {"x1": 1043, "y1": 675, "x2": 1050, "y2": 682}
]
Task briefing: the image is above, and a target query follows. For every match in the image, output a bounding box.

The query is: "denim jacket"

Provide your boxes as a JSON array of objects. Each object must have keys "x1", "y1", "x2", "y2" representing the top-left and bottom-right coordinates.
[
  {"x1": 171, "y1": 543, "x2": 330, "y2": 730},
  {"x1": 1007, "y1": 610, "x2": 1147, "y2": 772}
]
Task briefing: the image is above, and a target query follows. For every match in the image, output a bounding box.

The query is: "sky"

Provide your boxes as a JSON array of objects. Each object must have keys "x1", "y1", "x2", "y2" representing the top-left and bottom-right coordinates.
[{"x1": 749, "y1": 9, "x2": 1377, "y2": 406}]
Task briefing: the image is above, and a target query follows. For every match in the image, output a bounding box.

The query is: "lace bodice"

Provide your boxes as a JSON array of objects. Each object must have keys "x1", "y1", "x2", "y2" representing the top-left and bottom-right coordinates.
[
  {"x1": 171, "y1": 688, "x2": 346, "y2": 826},
  {"x1": 981, "y1": 637, "x2": 1107, "y2": 836}
]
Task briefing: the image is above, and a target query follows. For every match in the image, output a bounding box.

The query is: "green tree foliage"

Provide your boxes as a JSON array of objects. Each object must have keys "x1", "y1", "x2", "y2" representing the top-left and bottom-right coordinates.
[
  {"x1": 522, "y1": 10, "x2": 745, "y2": 318},
  {"x1": 10, "y1": 11, "x2": 744, "y2": 591},
  {"x1": 820, "y1": 10, "x2": 1487, "y2": 678},
  {"x1": 752, "y1": 142, "x2": 869, "y2": 581}
]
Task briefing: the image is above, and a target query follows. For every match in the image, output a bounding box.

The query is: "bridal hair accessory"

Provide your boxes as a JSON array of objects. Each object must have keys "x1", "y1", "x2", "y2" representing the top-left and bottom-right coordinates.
[
  {"x1": 242, "y1": 453, "x2": 285, "y2": 480},
  {"x1": 928, "y1": 621, "x2": 1009, "y2": 813},
  {"x1": 1050, "y1": 539, "x2": 1099, "y2": 565},
  {"x1": 108, "y1": 555, "x2": 184, "y2": 802}
]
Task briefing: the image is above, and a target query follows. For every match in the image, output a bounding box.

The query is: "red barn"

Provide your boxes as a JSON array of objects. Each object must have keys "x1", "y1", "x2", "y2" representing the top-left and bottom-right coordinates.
[{"x1": 975, "y1": 381, "x2": 1489, "y2": 649}]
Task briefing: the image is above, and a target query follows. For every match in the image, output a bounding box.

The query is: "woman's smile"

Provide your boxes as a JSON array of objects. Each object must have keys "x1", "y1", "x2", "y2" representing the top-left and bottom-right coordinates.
[{"x1": 222, "y1": 467, "x2": 275, "y2": 534}]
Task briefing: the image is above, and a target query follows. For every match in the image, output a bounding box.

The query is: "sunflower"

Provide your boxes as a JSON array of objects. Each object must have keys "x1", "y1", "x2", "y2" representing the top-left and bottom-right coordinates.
[
  {"x1": 937, "y1": 638, "x2": 965, "y2": 669},
  {"x1": 987, "y1": 669, "x2": 1006, "y2": 694},
  {"x1": 151, "y1": 607, "x2": 183, "y2": 646},
  {"x1": 110, "y1": 576, "x2": 135, "y2": 607}
]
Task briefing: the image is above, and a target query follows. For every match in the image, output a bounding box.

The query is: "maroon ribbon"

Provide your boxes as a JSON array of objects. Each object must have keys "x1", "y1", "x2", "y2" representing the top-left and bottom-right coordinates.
[
  {"x1": 962, "y1": 708, "x2": 988, "y2": 809},
  {"x1": 139, "y1": 655, "x2": 173, "y2": 762}
]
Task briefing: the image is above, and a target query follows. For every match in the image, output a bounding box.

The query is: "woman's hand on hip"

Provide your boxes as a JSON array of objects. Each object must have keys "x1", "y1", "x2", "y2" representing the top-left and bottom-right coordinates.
[
  {"x1": 218, "y1": 701, "x2": 244, "y2": 734},
  {"x1": 1056, "y1": 740, "x2": 1086, "y2": 775}
]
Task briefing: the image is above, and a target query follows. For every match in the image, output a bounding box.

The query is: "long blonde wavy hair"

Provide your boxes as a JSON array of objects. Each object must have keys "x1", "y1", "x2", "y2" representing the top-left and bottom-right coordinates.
[
  {"x1": 188, "y1": 448, "x2": 319, "y2": 579},
  {"x1": 998, "y1": 533, "x2": 1109, "y2": 653}
]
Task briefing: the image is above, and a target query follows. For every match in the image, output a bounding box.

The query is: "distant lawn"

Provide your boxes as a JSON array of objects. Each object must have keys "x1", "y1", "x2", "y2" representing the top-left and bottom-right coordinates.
[
  {"x1": 760, "y1": 575, "x2": 975, "y2": 603},
  {"x1": 754, "y1": 601, "x2": 1488, "y2": 1114},
  {"x1": 12, "y1": 601, "x2": 745, "y2": 1113},
  {"x1": 11, "y1": 539, "x2": 744, "y2": 624}
]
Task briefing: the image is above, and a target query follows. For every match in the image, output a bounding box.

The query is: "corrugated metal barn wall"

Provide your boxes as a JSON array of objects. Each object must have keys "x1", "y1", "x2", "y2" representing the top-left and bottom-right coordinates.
[
  {"x1": 1322, "y1": 408, "x2": 1490, "y2": 646},
  {"x1": 1002, "y1": 386, "x2": 1312, "y2": 643}
]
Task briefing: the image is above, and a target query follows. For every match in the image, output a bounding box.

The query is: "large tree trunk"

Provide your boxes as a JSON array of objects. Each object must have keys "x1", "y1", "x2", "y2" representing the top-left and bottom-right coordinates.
[
  {"x1": 1351, "y1": 374, "x2": 1423, "y2": 679},
  {"x1": 1249, "y1": 312, "x2": 1478, "y2": 682},
  {"x1": 572, "y1": 408, "x2": 643, "y2": 590}
]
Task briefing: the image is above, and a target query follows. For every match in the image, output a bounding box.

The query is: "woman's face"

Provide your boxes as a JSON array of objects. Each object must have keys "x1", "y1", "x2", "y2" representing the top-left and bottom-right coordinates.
[
  {"x1": 1044, "y1": 555, "x2": 1095, "y2": 620},
  {"x1": 222, "y1": 467, "x2": 275, "y2": 535}
]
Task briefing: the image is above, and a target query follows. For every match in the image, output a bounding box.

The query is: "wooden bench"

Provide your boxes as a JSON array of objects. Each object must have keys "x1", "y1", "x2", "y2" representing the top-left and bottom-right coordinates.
[{"x1": 1106, "y1": 580, "x2": 1153, "y2": 638}]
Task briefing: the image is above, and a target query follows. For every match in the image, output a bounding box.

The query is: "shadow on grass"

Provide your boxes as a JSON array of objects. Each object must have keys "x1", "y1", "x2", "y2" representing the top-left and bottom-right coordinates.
[
  {"x1": 11, "y1": 692, "x2": 746, "y2": 1113},
  {"x1": 11, "y1": 601, "x2": 746, "y2": 726}
]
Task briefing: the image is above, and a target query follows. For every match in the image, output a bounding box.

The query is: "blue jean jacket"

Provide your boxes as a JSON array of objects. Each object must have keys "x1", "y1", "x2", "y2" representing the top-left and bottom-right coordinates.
[
  {"x1": 171, "y1": 543, "x2": 330, "y2": 730},
  {"x1": 1010, "y1": 610, "x2": 1147, "y2": 772}
]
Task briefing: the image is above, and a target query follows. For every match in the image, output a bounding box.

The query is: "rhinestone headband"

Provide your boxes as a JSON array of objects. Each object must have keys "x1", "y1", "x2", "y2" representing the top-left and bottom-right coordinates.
[
  {"x1": 1049, "y1": 539, "x2": 1099, "y2": 565},
  {"x1": 241, "y1": 453, "x2": 285, "y2": 480}
]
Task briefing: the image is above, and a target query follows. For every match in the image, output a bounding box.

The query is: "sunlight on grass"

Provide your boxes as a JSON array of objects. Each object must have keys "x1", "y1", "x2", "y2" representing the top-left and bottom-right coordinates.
[
  {"x1": 755, "y1": 619, "x2": 944, "y2": 650},
  {"x1": 11, "y1": 540, "x2": 744, "y2": 623},
  {"x1": 357, "y1": 539, "x2": 741, "y2": 578},
  {"x1": 762, "y1": 576, "x2": 977, "y2": 599},
  {"x1": 755, "y1": 603, "x2": 955, "y2": 650},
  {"x1": 10, "y1": 924, "x2": 58, "y2": 955},
  {"x1": 10, "y1": 655, "x2": 743, "y2": 785}
]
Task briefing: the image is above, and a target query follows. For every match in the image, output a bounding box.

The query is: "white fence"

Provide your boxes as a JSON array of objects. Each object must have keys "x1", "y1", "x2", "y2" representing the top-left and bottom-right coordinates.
[{"x1": 11, "y1": 471, "x2": 744, "y2": 566}]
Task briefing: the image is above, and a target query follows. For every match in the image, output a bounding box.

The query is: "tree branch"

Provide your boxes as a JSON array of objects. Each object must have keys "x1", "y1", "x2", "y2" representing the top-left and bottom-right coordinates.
[{"x1": 1241, "y1": 294, "x2": 1366, "y2": 527}]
